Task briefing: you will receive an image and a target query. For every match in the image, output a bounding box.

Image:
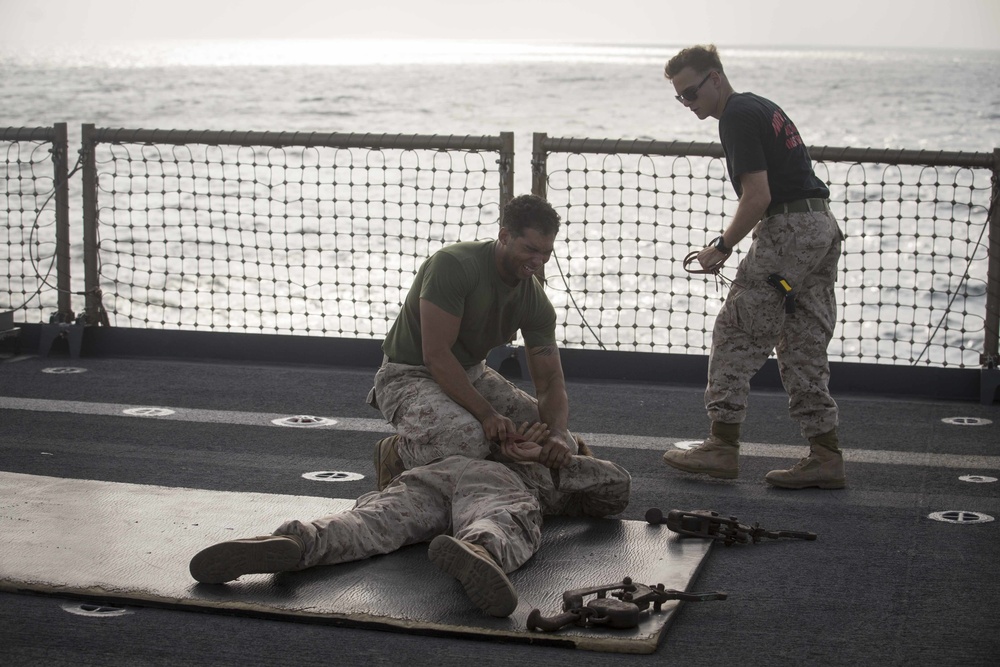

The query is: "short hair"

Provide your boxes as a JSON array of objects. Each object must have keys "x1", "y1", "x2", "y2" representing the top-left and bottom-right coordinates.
[
  {"x1": 502, "y1": 194, "x2": 561, "y2": 237},
  {"x1": 664, "y1": 44, "x2": 724, "y2": 80}
]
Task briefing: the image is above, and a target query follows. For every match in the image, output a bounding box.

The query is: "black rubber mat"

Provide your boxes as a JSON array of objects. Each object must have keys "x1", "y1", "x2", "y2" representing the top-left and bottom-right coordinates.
[{"x1": 0, "y1": 471, "x2": 714, "y2": 653}]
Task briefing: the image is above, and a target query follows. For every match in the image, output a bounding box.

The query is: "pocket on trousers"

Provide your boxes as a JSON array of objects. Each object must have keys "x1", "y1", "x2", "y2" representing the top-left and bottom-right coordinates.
[
  {"x1": 797, "y1": 212, "x2": 839, "y2": 250},
  {"x1": 718, "y1": 284, "x2": 783, "y2": 341}
]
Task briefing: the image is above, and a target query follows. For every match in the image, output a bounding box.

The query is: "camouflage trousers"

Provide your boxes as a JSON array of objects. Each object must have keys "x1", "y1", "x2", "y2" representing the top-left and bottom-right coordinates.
[
  {"x1": 369, "y1": 359, "x2": 542, "y2": 468},
  {"x1": 707, "y1": 209, "x2": 843, "y2": 437},
  {"x1": 276, "y1": 456, "x2": 542, "y2": 573}
]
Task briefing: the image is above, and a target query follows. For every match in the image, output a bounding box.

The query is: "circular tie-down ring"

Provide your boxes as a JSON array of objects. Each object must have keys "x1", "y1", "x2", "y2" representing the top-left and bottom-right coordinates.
[
  {"x1": 673, "y1": 440, "x2": 703, "y2": 450},
  {"x1": 41, "y1": 367, "x2": 88, "y2": 374},
  {"x1": 123, "y1": 407, "x2": 176, "y2": 417},
  {"x1": 271, "y1": 415, "x2": 338, "y2": 428},
  {"x1": 958, "y1": 475, "x2": 998, "y2": 484},
  {"x1": 302, "y1": 471, "x2": 365, "y2": 482},
  {"x1": 61, "y1": 602, "x2": 132, "y2": 617},
  {"x1": 940, "y1": 417, "x2": 993, "y2": 426},
  {"x1": 927, "y1": 510, "x2": 995, "y2": 525}
]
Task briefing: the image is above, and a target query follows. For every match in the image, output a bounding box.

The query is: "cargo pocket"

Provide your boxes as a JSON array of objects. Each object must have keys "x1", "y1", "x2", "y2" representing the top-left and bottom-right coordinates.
[{"x1": 718, "y1": 283, "x2": 784, "y2": 342}]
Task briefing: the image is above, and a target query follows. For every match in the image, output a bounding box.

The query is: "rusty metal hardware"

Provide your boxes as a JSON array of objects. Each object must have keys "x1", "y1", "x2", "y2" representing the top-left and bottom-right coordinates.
[
  {"x1": 526, "y1": 577, "x2": 727, "y2": 632},
  {"x1": 646, "y1": 508, "x2": 817, "y2": 545}
]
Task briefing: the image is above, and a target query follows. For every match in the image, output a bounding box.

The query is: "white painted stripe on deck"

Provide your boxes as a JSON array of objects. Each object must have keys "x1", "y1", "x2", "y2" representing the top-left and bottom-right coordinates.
[
  {"x1": 3, "y1": 395, "x2": 998, "y2": 470},
  {"x1": 0, "y1": 396, "x2": 394, "y2": 433},
  {"x1": 585, "y1": 433, "x2": 1000, "y2": 470}
]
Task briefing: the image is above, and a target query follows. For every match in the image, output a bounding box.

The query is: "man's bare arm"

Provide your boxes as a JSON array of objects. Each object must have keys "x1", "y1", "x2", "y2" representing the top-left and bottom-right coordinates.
[
  {"x1": 419, "y1": 298, "x2": 515, "y2": 443},
  {"x1": 697, "y1": 169, "x2": 771, "y2": 269},
  {"x1": 525, "y1": 343, "x2": 572, "y2": 468}
]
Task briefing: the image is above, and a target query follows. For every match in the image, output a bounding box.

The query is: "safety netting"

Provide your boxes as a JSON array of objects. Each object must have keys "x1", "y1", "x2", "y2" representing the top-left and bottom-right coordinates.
[
  {"x1": 6, "y1": 125, "x2": 994, "y2": 369},
  {"x1": 1, "y1": 132, "x2": 60, "y2": 323},
  {"x1": 538, "y1": 145, "x2": 995, "y2": 368},
  {"x1": 90, "y1": 135, "x2": 505, "y2": 337}
]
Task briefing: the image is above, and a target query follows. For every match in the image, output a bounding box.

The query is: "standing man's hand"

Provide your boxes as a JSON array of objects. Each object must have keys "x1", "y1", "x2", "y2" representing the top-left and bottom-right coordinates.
[{"x1": 696, "y1": 244, "x2": 730, "y2": 272}]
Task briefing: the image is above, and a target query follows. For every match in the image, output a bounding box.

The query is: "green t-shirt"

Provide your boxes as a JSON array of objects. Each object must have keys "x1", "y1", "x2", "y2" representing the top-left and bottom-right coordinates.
[{"x1": 383, "y1": 240, "x2": 557, "y2": 368}]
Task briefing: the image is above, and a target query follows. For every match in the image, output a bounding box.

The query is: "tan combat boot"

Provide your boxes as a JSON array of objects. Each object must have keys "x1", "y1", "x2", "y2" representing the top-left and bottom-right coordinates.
[
  {"x1": 427, "y1": 535, "x2": 518, "y2": 618},
  {"x1": 373, "y1": 435, "x2": 405, "y2": 491},
  {"x1": 662, "y1": 422, "x2": 740, "y2": 479},
  {"x1": 189, "y1": 534, "x2": 305, "y2": 584},
  {"x1": 765, "y1": 429, "x2": 846, "y2": 489}
]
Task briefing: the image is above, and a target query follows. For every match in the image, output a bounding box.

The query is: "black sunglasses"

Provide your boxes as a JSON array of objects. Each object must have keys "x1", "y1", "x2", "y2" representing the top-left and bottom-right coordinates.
[{"x1": 675, "y1": 72, "x2": 714, "y2": 103}]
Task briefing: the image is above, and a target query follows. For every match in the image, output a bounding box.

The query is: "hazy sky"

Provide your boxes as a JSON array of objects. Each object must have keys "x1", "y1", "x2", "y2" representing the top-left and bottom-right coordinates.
[{"x1": 1, "y1": 0, "x2": 998, "y2": 51}]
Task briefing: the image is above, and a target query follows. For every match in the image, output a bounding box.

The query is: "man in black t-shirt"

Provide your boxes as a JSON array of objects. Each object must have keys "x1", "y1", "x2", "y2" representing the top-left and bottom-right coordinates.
[{"x1": 660, "y1": 44, "x2": 846, "y2": 490}]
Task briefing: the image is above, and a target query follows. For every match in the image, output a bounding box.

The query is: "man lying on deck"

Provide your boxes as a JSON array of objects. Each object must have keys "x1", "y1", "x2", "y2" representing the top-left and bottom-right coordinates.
[{"x1": 189, "y1": 423, "x2": 630, "y2": 617}]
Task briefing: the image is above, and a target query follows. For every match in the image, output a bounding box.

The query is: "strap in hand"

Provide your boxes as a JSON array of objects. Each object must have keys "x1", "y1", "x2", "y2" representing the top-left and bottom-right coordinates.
[{"x1": 683, "y1": 236, "x2": 732, "y2": 275}]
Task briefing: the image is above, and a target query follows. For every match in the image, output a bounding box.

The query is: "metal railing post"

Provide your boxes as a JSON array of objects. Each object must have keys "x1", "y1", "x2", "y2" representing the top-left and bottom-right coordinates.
[
  {"x1": 982, "y1": 147, "x2": 1000, "y2": 366},
  {"x1": 499, "y1": 131, "x2": 514, "y2": 221},
  {"x1": 80, "y1": 123, "x2": 103, "y2": 326},
  {"x1": 530, "y1": 133, "x2": 553, "y2": 283},
  {"x1": 531, "y1": 132, "x2": 548, "y2": 199},
  {"x1": 51, "y1": 122, "x2": 73, "y2": 320}
]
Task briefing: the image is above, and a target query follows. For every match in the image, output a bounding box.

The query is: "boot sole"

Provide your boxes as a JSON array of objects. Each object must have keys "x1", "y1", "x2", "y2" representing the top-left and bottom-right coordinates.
[
  {"x1": 189, "y1": 536, "x2": 302, "y2": 584},
  {"x1": 427, "y1": 535, "x2": 518, "y2": 617},
  {"x1": 662, "y1": 453, "x2": 738, "y2": 479}
]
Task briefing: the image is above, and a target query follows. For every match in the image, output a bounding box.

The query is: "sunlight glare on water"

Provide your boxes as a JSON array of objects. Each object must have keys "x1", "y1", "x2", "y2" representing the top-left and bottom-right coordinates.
[{"x1": 1, "y1": 38, "x2": 681, "y2": 68}]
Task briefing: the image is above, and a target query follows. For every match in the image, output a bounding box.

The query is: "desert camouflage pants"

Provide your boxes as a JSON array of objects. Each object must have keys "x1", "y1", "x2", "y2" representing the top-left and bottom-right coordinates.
[
  {"x1": 707, "y1": 209, "x2": 842, "y2": 437},
  {"x1": 276, "y1": 456, "x2": 542, "y2": 573},
  {"x1": 370, "y1": 359, "x2": 542, "y2": 468}
]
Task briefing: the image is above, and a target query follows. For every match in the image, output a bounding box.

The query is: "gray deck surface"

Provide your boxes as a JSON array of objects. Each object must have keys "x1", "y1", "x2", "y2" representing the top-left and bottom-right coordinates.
[{"x1": 1, "y1": 349, "x2": 998, "y2": 666}]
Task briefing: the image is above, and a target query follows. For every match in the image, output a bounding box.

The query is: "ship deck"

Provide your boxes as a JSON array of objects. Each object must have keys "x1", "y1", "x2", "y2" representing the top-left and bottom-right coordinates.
[{"x1": 1, "y1": 331, "x2": 998, "y2": 666}]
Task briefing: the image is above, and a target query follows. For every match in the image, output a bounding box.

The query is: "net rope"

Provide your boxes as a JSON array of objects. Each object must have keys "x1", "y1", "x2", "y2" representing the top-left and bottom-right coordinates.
[
  {"x1": 0, "y1": 139, "x2": 59, "y2": 323},
  {"x1": 94, "y1": 141, "x2": 502, "y2": 337},
  {"x1": 541, "y1": 151, "x2": 993, "y2": 368},
  {"x1": 3, "y1": 129, "x2": 994, "y2": 370}
]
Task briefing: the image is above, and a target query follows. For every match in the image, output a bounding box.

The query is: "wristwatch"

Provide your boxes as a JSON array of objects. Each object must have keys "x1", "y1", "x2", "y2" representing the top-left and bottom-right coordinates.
[{"x1": 713, "y1": 235, "x2": 731, "y2": 254}]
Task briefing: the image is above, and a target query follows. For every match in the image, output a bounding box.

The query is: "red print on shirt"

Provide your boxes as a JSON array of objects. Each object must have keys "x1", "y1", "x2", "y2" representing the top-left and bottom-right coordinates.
[{"x1": 772, "y1": 110, "x2": 804, "y2": 150}]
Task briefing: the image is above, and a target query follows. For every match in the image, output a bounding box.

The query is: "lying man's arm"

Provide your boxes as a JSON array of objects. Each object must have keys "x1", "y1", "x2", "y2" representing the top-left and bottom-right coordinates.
[
  {"x1": 502, "y1": 425, "x2": 630, "y2": 518},
  {"x1": 548, "y1": 448, "x2": 631, "y2": 517}
]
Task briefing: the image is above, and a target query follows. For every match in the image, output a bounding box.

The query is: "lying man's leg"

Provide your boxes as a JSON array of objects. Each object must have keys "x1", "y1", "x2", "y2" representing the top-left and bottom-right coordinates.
[
  {"x1": 428, "y1": 458, "x2": 542, "y2": 617},
  {"x1": 188, "y1": 457, "x2": 541, "y2": 619},
  {"x1": 189, "y1": 534, "x2": 305, "y2": 585},
  {"x1": 189, "y1": 460, "x2": 456, "y2": 584}
]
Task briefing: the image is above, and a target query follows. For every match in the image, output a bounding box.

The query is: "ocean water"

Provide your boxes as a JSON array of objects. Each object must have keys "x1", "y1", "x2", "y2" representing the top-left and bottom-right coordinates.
[
  {"x1": 2, "y1": 40, "x2": 999, "y2": 365},
  {"x1": 2, "y1": 40, "x2": 998, "y2": 182}
]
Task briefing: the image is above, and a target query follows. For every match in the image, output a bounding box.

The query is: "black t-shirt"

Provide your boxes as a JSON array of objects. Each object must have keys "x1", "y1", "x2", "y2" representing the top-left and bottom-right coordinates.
[{"x1": 718, "y1": 92, "x2": 829, "y2": 203}]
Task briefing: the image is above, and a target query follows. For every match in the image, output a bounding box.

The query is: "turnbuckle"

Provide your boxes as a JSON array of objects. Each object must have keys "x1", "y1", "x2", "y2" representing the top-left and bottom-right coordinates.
[
  {"x1": 646, "y1": 508, "x2": 817, "y2": 545},
  {"x1": 526, "y1": 577, "x2": 727, "y2": 632}
]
